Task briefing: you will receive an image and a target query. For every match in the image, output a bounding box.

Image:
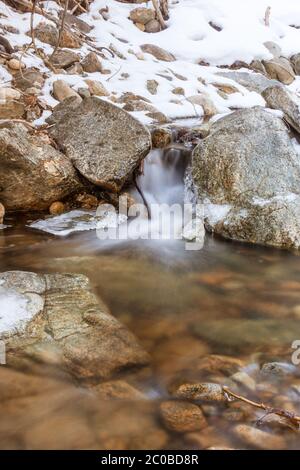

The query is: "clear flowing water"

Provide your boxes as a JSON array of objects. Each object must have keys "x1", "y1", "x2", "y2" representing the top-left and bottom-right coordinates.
[{"x1": 0, "y1": 147, "x2": 300, "y2": 449}]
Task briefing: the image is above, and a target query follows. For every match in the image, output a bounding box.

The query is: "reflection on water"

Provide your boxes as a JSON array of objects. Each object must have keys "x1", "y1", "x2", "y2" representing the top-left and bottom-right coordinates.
[{"x1": 0, "y1": 148, "x2": 300, "y2": 449}]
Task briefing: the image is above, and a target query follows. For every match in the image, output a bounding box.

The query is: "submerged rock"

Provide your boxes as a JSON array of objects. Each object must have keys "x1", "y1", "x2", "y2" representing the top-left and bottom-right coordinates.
[
  {"x1": 48, "y1": 97, "x2": 151, "y2": 192},
  {"x1": 233, "y1": 424, "x2": 286, "y2": 450},
  {"x1": 0, "y1": 271, "x2": 149, "y2": 380},
  {"x1": 160, "y1": 400, "x2": 207, "y2": 433},
  {"x1": 141, "y1": 44, "x2": 176, "y2": 62},
  {"x1": 192, "y1": 107, "x2": 300, "y2": 250},
  {"x1": 0, "y1": 123, "x2": 82, "y2": 211},
  {"x1": 216, "y1": 71, "x2": 280, "y2": 93}
]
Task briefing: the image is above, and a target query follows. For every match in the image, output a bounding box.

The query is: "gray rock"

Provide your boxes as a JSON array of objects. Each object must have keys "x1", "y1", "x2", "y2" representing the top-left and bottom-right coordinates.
[
  {"x1": 141, "y1": 44, "x2": 176, "y2": 61},
  {"x1": 81, "y1": 52, "x2": 103, "y2": 73},
  {"x1": 261, "y1": 362, "x2": 298, "y2": 377},
  {"x1": 262, "y1": 84, "x2": 300, "y2": 134},
  {"x1": 145, "y1": 19, "x2": 161, "y2": 33},
  {"x1": 193, "y1": 107, "x2": 300, "y2": 205},
  {"x1": 0, "y1": 100, "x2": 25, "y2": 119},
  {"x1": 233, "y1": 424, "x2": 286, "y2": 450},
  {"x1": 59, "y1": 11, "x2": 93, "y2": 34},
  {"x1": 50, "y1": 49, "x2": 80, "y2": 69},
  {"x1": 263, "y1": 57, "x2": 295, "y2": 84},
  {"x1": 216, "y1": 71, "x2": 280, "y2": 93},
  {"x1": 52, "y1": 80, "x2": 81, "y2": 102},
  {"x1": 192, "y1": 107, "x2": 300, "y2": 250},
  {"x1": 33, "y1": 22, "x2": 82, "y2": 48},
  {"x1": 0, "y1": 123, "x2": 82, "y2": 211},
  {"x1": 173, "y1": 383, "x2": 226, "y2": 403},
  {"x1": 0, "y1": 271, "x2": 149, "y2": 380},
  {"x1": 146, "y1": 79, "x2": 159, "y2": 95},
  {"x1": 290, "y1": 53, "x2": 300, "y2": 75},
  {"x1": 48, "y1": 97, "x2": 151, "y2": 192},
  {"x1": 13, "y1": 68, "x2": 45, "y2": 91},
  {"x1": 130, "y1": 7, "x2": 155, "y2": 25}
]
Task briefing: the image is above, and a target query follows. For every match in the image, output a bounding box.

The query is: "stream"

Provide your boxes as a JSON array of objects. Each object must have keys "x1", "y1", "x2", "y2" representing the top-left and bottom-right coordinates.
[{"x1": 0, "y1": 144, "x2": 300, "y2": 449}]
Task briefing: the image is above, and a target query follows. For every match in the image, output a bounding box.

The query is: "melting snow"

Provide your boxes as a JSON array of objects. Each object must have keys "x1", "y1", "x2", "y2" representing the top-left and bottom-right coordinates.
[{"x1": 0, "y1": 287, "x2": 31, "y2": 335}]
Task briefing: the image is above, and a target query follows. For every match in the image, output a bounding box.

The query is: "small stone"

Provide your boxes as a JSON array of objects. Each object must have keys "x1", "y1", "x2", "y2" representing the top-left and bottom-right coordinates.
[
  {"x1": 77, "y1": 87, "x2": 91, "y2": 99},
  {"x1": 84, "y1": 79, "x2": 109, "y2": 97},
  {"x1": 130, "y1": 7, "x2": 155, "y2": 25},
  {"x1": 25, "y1": 87, "x2": 40, "y2": 96},
  {"x1": 33, "y1": 22, "x2": 82, "y2": 48},
  {"x1": 49, "y1": 201, "x2": 65, "y2": 215},
  {"x1": 151, "y1": 127, "x2": 172, "y2": 148},
  {"x1": 233, "y1": 424, "x2": 286, "y2": 450},
  {"x1": 0, "y1": 87, "x2": 21, "y2": 101},
  {"x1": 145, "y1": 19, "x2": 161, "y2": 33},
  {"x1": 8, "y1": 58, "x2": 25, "y2": 71},
  {"x1": 141, "y1": 44, "x2": 176, "y2": 62},
  {"x1": 67, "y1": 63, "x2": 84, "y2": 75},
  {"x1": 172, "y1": 87, "x2": 185, "y2": 95},
  {"x1": 59, "y1": 11, "x2": 93, "y2": 34},
  {"x1": 81, "y1": 52, "x2": 103, "y2": 73},
  {"x1": 13, "y1": 68, "x2": 45, "y2": 91},
  {"x1": 135, "y1": 22, "x2": 145, "y2": 32},
  {"x1": 173, "y1": 383, "x2": 226, "y2": 403},
  {"x1": 75, "y1": 193, "x2": 98, "y2": 209},
  {"x1": 263, "y1": 57, "x2": 295, "y2": 84},
  {"x1": 0, "y1": 202, "x2": 5, "y2": 224},
  {"x1": 50, "y1": 49, "x2": 80, "y2": 69},
  {"x1": 290, "y1": 53, "x2": 300, "y2": 75},
  {"x1": 261, "y1": 362, "x2": 297, "y2": 377},
  {"x1": 230, "y1": 371, "x2": 256, "y2": 391},
  {"x1": 187, "y1": 94, "x2": 218, "y2": 116},
  {"x1": 250, "y1": 59, "x2": 266, "y2": 74},
  {"x1": 146, "y1": 111, "x2": 169, "y2": 123},
  {"x1": 146, "y1": 79, "x2": 159, "y2": 95},
  {"x1": 160, "y1": 400, "x2": 207, "y2": 433},
  {"x1": 53, "y1": 80, "x2": 81, "y2": 102},
  {"x1": 0, "y1": 100, "x2": 25, "y2": 119}
]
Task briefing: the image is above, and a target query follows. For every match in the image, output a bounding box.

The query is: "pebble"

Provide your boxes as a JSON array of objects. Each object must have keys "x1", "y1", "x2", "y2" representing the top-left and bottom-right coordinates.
[
  {"x1": 0, "y1": 87, "x2": 21, "y2": 101},
  {"x1": 173, "y1": 383, "x2": 226, "y2": 403},
  {"x1": 0, "y1": 202, "x2": 5, "y2": 224},
  {"x1": 230, "y1": 371, "x2": 256, "y2": 391},
  {"x1": 233, "y1": 424, "x2": 286, "y2": 450},
  {"x1": 8, "y1": 58, "x2": 25, "y2": 71},
  {"x1": 49, "y1": 201, "x2": 65, "y2": 215},
  {"x1": 52, "y1": 80, "x2": 81, "y2": 102},
  {"x1": 261, "y1": 362, "x2": 298, "y2": 378},
  {"x1": 160, "y1": 400, "x2": 207, "y2": 433},
  {"x1": 151, "y1": 127, "x2": 172, "y2": 148}
]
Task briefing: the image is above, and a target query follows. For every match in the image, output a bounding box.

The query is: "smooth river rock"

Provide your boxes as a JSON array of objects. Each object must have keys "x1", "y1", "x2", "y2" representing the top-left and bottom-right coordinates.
[
  {"x1": 48, "y1": 97, "x2": 151, "y2": 192},
  {"x1": 0, "y1": 122, "x2": 82, "y2": 211},
  {"x1": 0, "y1": 271, "x2": 149, "y2": 380}
]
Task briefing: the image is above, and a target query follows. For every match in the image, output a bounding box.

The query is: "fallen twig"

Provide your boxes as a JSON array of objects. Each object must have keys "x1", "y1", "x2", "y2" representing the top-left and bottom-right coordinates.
[
  {"x1": 223, "y1": 386, "x2": 300, "y2": 428},
  {"x1": 264, "y1": 6, "x2": 271, "y2": 27},
  {"x1": 50, "y1": 0, "x2": 69, "y2": 58}
]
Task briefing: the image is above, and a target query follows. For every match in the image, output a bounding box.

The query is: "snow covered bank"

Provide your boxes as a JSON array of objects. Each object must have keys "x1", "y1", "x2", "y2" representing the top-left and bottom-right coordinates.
[{"x1": 0, "y1": 0, "x2": 299, "y2": 124}]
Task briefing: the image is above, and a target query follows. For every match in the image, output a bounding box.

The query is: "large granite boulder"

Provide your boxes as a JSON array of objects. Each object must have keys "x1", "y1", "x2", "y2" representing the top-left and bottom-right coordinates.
[
  {"x1": 0, "y1": 271, "x2": 149, "y2": 380},
  {"x1": 0, "y1": 123, "x2": 82, "y2": 211},
  {"x1": 192, "y1": 107, "x2": 300, "y2": 250},
  {"x1": 47, "y1": 97, "x2": 151, "y2": 192}
]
